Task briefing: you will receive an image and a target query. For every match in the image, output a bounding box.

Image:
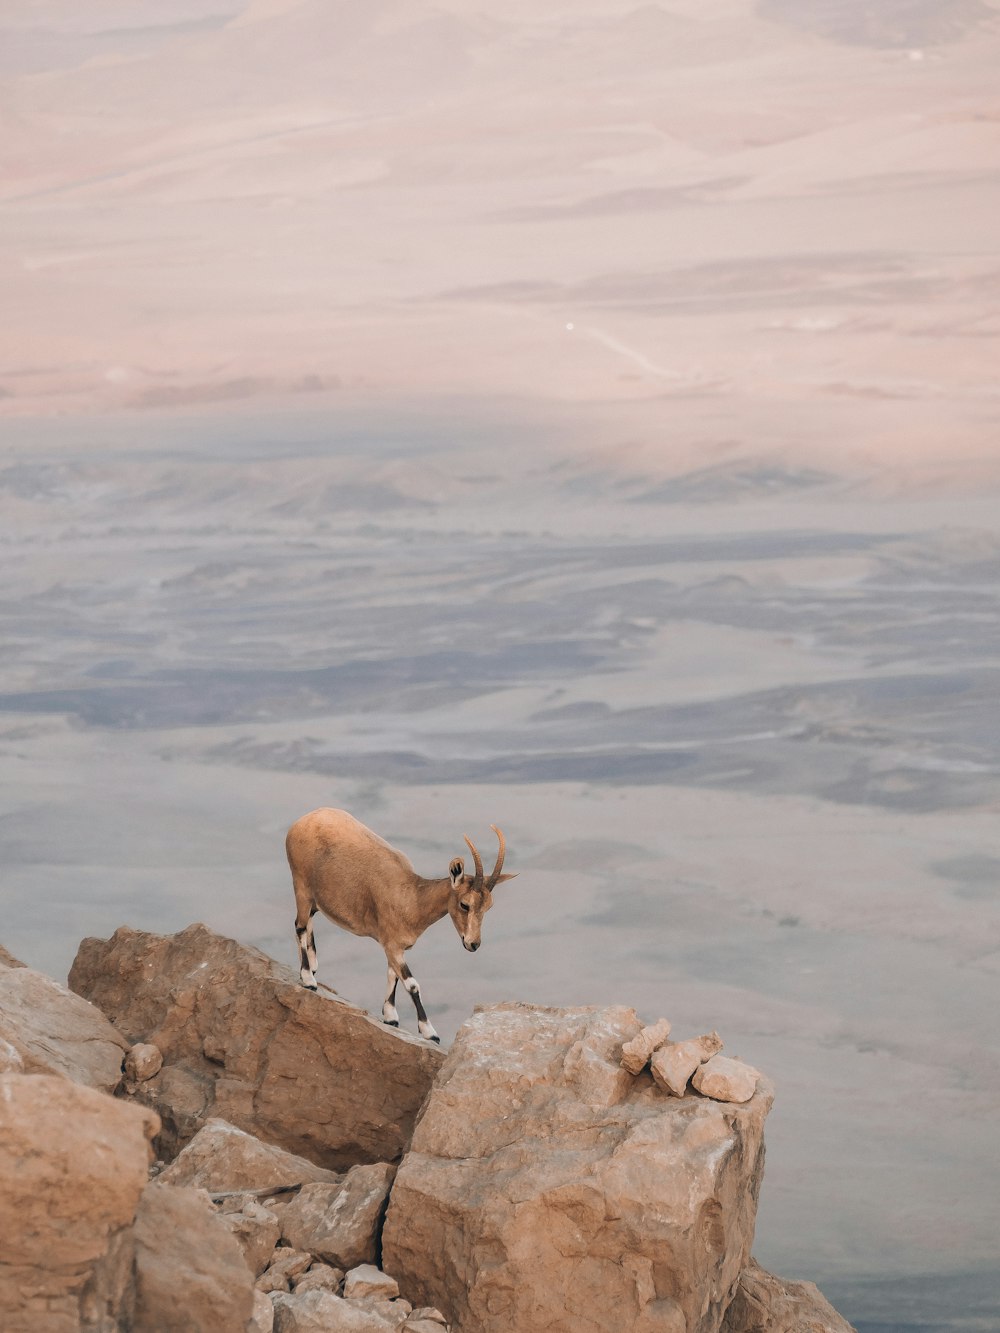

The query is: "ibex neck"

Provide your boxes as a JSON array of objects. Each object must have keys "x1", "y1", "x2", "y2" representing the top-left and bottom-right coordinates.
[{"x1": 415, "y1": 875, "x2": 453, "y2": 921}]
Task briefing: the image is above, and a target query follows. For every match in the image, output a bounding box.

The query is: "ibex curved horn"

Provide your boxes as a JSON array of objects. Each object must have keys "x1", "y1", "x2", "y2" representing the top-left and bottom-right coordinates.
[
  {"x1": 486, "y1": 825, "x2": 506, "y2": 890},
  {"x1": 464, "y1": 835, "x2": 484, "y2": 891}
]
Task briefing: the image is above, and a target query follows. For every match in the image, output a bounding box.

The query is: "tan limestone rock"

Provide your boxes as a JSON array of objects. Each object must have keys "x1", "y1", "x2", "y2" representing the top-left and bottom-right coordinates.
[
  {"x1": 293, "y1": 1264, "x2": 345, "y2": 1294},
  {"x1": 620, "y1": 1015, "x2": 672, "y2": 1074},
  {"x1": 249, "y1": 1289, "x2": 276, "y2": 1333},
  {"x1": 383, "y1": 1003, "x2": 773, "y2": 1333},
  {"x1": 279, "y1": 1163, "x2": 397, "y2": 1269},
  {"x1": 69, "y1": 923, "x2": 444, "y2": 1166},
  {"x1": 650, "y1": 1031, "x2": 724, "y2": 1097},
  {"x1": 272, "y1": 1289, "x2": 397, "y2": 1331},
  {"x1": 123, "y1": 1041, "x2": 163, "y2": 1091},
  {"x1": 404, "y1": 1321, "x2": 451, "y2": 1333},
  {"x1": 0, "y1": 943, "x2": 26, "y2": 968},
  {"x1": 721, "y1": 1260, "x2": 856, "y2": 1333},
  {"x1": 277, "y1": 1250, "x2": 315, "y2": 1277},
  {"x1": 258, "y1": 1268, "x2": 293, "y2": 1294},
  {"x1": 0, "y1": 1036, "x2": 24, "y2": 1072},
  {"x1": 220, "y1": 1198, "x2": 281, "y2": 1276},
  {"x1": 407, "y1": 1309, "x2": 448, "y2": 1327},
  {"x1": 261, "y1": 1249, "x2": 314, "y2": 1289},
  {"x1": 158, "y1": 1117, "x2": 342, "y2": 1192},
  {"x1": 344, "y1": 1265, "x2": 401, "y2": 1302},
  {"x1": 133, "y1": 1181, "x2": 255, "y2": 1332},
  {"x1": 0, "y1": 964, "x2": 128, "y2": 1093},
  {"x1": 0, "y1": 1072, "x2": 158, "y2": 1332},
  {"x1": 366, "y1": 1298, "x2": 412, "y2": 1328},
  {"x1": 693, "y1": 1055, "x2": 761, "y2": 1105}
]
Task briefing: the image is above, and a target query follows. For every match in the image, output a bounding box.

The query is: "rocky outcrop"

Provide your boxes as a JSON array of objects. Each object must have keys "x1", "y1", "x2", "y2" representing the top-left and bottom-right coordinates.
[
  {"x1": 1, "y1": 925, "x2": 855, "y2": 1333},
  {"x1": 0, "y1": 942, "x2": 26, "y2": 968},
  {"x1": 382, "y1": 1002, "x2": 773, "y2": 1333},
  {"x1": 158, "y1": 1117, "x2": 343, "y2": 1192},
  {"x1": 0, "y1": 1072, "x2": 158, "y2": 1332},
  {"x1": 721, "y1": 1260, "x2": 856, "y2": 1332},
  {"x1": 0, "y1": 965, "x2": 128, "y2": 1094},
  {"x1": 69, "y1": 923, "x2": 445, "y2": 1167},
  {"x1": 133, "y1": 1181, "x2": 255, "y2": 1332}
]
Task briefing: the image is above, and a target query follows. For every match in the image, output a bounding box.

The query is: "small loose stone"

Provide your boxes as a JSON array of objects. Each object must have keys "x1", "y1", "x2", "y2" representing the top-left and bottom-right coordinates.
[
  {"x1": 343, "y1": 1263, "x2": 400, "y2": 1301},
  {"x1": 692, "y1": 1054, "x2": 760, "y2": 1104},
  {"x1": 123, "y1": 1042, "x2": 163, "y2": 1087},
  {"x1": 650, "y1": 1032, "x2": 724, "y2": 1097},
  {"x1": 620, "y1": 1017, "x2": 673, "y2": 1074},
  {"x1": 292, "y1": 1264, "x2": 344, "y2": 1295}
]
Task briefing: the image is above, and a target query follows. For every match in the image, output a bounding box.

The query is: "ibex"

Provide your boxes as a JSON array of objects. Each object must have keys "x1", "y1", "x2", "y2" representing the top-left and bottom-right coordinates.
[{"x1": 286, "y1": 808, "x2": 515, "y2": 1042}]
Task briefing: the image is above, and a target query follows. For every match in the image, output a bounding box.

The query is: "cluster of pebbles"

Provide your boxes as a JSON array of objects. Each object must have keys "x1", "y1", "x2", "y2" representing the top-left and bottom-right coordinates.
[{"x1": 620, "y1": 1018, "x2": 761, "y2": 1102}]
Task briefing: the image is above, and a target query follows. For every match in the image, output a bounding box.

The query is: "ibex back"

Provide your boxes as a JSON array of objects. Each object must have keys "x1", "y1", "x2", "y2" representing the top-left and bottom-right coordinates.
[{"x1": 285, "y1": 807, "x2": 515, "y2": 1042}]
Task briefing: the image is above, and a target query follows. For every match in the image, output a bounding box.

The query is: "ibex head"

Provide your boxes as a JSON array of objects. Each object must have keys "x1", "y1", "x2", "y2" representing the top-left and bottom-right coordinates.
[{"x1": 447, "y1": 825, "x2": 516, "y2": 952}]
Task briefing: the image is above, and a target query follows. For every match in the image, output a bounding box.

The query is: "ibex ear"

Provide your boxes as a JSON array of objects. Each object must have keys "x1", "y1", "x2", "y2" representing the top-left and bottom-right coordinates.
[
  {"x1": 449, "y1": 858, "x2": 464, "y2": 888},
  {"x1": 493, "y1": 872, "x2": 518, "y2": 886}
]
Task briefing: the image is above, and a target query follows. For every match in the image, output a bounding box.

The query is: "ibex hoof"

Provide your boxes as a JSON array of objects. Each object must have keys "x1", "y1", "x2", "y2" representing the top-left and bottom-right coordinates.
[
  {"x1": 430, "y1": 1035, "x2": 441, "y2": 1044},
  {"x1": 384, "y1": 1019, "x2": 399, "y2": 1027},
  {"x1": 303, "y1": 982, "x2": 318, "y2": 992}
]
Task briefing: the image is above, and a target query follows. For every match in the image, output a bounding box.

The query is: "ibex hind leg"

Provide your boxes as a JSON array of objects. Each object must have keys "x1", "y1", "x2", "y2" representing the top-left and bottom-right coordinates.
[{"x1": 293, "y1": 880, "x2": 319, "y2": 991}]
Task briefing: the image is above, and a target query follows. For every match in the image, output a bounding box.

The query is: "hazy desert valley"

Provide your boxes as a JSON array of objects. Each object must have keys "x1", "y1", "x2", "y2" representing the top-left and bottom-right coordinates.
[{"x1": 3, "y1": 2, "x2": 1000, "y2": 1330}]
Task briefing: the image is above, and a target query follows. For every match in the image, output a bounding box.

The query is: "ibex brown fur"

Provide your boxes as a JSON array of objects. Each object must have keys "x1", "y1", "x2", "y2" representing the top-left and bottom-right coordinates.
[{"x1": 286, "y1": 808, "x2": 515, "y2": 1042}]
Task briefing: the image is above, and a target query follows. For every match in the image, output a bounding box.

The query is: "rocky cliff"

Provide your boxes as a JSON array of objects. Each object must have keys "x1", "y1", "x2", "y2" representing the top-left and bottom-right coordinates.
[
  {"x1": 69, "y1": 923, "x2": 443, "y2": 1168},
  {"x1": 0, "y1": 924, "x2": 854, "y2": 1333},
  {"x1": 384, "y1": 1003, "x2": 771, "y2": 1333}
]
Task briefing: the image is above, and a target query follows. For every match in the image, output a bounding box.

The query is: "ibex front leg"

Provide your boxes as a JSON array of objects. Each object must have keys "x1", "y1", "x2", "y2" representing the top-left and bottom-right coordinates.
[
  {"x1": 382, "y1": 965, "x2": 400, "y2": 1027},
  {"x1": 386, "y1": 947, "x2": 439, "y2": 1043}
]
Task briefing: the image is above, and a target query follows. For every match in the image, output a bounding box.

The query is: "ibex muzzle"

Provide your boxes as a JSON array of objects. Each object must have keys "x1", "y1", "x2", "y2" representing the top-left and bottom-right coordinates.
[{"x1": 447, "y1": 825, "x2": 507, "y2": 953}]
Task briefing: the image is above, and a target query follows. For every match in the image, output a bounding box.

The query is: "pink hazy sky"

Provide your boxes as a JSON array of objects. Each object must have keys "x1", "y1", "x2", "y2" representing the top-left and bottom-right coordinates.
[{"x1": 2, "y1": 0, "x2": 999, "y2": 474}]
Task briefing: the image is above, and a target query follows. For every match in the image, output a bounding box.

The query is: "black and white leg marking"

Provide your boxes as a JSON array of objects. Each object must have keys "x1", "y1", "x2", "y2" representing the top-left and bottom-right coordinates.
[
  {"x1": 382, "y1": 965, "x2": 400, "y2": 1027},
  {"x1": 296, "y1": 920, "x2": 318, "y2": 990},
  {"x1": 400, "y1": 962, "x2": 439, "y2": 1043}
]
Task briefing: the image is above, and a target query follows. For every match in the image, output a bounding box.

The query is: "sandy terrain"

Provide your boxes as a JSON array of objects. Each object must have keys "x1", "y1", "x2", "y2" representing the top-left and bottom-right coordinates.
[{"x1": 2, "y1": 0, "x2": 1000, "y2": 484}]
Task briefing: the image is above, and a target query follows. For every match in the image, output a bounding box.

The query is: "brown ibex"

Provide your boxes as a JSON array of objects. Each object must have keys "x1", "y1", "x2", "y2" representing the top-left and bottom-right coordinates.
[{"x1": 285, "y1": 808, "x2": 515, "y2": 1042}]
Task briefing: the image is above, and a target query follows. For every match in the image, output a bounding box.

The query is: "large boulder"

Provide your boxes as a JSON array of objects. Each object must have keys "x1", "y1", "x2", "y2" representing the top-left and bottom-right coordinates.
[
  {"x1": 0, "y1": 1072, "x2": 158, "y2": 1332},
  {"x1": 158, "y1": 1118, "x2": 342, "y2": 1192},
  {"x1": 280, "y1": 1164, "x2": 397, "y2": 1269},
  {"x1": 0, "y1": 965, "x2": 128, "y2": 1094},
  {"x1": 133, "y1": 1182, "x2": 255, "y2": 1332},
  {"x1": 69, "y1": 924, "x2": 445, "y2": 1168},
  {"x1": 219, "y1": 1198, "x2": 282, "y2": 1277},
  {"x1": 382, "y1": 1003, "x2": 773, "y2": 1333},
  {"x1": 720, "y1": 1260, "x2": 856, "y2": 1333},
  {"x1": 271, "y1": 1289, "x2": 397, "y2": 1331}
]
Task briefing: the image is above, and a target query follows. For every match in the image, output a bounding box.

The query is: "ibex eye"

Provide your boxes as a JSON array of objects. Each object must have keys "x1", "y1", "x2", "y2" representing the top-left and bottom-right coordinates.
[{"x1": 460, "y1": 902, "x2": 471, "y2": 912}]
